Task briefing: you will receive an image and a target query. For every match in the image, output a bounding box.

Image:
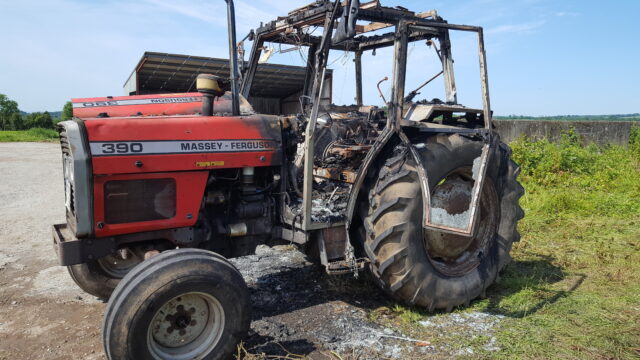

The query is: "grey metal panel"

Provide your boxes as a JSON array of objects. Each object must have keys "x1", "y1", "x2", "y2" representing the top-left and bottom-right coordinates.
[
  {"x1": 249, "y1": 97, "x2": 281, "y2": 115},
  {"x1": 58, "y1": 120, "x2": 93, "y2": 238},
  {"x1": 130, "y1": 52, "x2": 332, "y2": 100},
  {"x1": 123, "y1": 71, "x2": 136, "y2": 96}
]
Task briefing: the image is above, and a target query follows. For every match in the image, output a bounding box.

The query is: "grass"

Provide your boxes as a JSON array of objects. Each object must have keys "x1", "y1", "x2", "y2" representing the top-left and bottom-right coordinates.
[
  {"x1": 5, "y1": 123, "x2": 639, "y2": 358},
  {"x1": 373, "y1": 129, "x2": 640, "y2": 359},
  {"x1": 0, "y1": 128, "x2": 58, "y2": 142}
]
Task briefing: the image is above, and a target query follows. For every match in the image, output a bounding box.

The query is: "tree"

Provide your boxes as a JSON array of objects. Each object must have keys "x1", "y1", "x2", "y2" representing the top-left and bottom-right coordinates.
[
  {"x1": 24, "y1": 111, "x2": 54, "y2": 129},
  {"x1": 61, "y1": 101, "x2": 73, "y2": 121},
  {"x1": 0, "y1": 94, "x2": 21, "y2": 130},
  {"x1": 8, "y1": 112, "x2": 23, "y2": 130}
]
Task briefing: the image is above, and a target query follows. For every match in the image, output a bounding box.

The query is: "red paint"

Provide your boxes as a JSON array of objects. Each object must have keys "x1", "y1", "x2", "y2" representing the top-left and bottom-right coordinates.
[
  {"x1": 77, "y1": 99, "x2": 282, "y2": 237},
  {"x1": 84, "y1": 114, "x2": 282, "y2": 174},
  {"x1": 92, "y1": 152, "x2": 277, "y2": 174},
  {"x1": 85, "y1": 115, "x2": 273, "y2": 141},
  {"x1": 73, "y1": 93, "x2": 204, "y2": 118},
  {"x1": 93, "y1": 171, "x2": 208, "y2": 237}
]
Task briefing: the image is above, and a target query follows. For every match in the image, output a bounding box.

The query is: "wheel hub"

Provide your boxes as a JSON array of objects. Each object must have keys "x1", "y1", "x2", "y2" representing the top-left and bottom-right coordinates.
[
  {"x1": 148, "y1": 292, "x2": 225, "y2": 359},
  {"x1": 163, "y1": 304, "x2": 198, "y2": 337},
  {"x1": 96, "y1": 251, "x2": 140, "y2": 278},
  {"x1": 151, "y1": 294, "x2": 210, "y2": 348}
]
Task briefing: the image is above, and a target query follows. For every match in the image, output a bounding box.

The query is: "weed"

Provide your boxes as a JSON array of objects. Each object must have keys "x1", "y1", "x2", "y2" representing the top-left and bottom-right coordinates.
[
  {"x1": 374, "y1": 136, "x2": 640, "y2": 359},
  {"x1": 631, "y1": 125, "x2": 640, "y2": 160},
  {"x1": 0, "y1": 128, "x2": 58, "y2": 142}
]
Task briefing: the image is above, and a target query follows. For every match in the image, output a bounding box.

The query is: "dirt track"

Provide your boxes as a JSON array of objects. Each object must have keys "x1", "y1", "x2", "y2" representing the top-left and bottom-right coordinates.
[
  {"x1": 0, "y1": 142, "x2": 505, "y2": 359},
  {"x1": 0, "y1": 143, "x2": 104, "y2": 360}
]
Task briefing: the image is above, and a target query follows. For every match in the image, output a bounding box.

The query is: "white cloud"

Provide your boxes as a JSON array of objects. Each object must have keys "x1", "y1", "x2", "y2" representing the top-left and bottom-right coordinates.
[
  {"x1": 139, "y1": 0, "x2": 310, "y2": 34},
  {"x1": 142, "y1": 0, "x2": 222, "y2": 24},
  {"x1": 487, "y1": 20, "x2": 546, "y2": 35},
  {"x1": 554, "y1": 11, "x2": 579, "y2": 17}
]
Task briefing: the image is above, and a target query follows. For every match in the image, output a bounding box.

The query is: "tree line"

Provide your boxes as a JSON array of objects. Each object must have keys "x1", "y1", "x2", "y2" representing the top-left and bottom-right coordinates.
[{"x1": 0, "y1": 94, "x2": 72, "y2": 130}]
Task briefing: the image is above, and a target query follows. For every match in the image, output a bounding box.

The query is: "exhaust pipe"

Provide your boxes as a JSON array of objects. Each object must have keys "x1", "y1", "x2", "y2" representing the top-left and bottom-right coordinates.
[{"x1": 225, "y1": 0, "x2": 240, "y2": 116}]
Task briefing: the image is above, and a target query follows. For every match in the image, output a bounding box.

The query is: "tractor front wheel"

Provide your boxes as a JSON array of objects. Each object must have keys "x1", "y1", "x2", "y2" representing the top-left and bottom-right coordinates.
[{"x1": 102, "y1": 249, "x2": 250, "y2": 360}]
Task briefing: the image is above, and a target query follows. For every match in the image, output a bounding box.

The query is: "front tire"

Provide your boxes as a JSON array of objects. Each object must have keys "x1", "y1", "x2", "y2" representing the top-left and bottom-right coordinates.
[
  {"x1": 363, "y1": 133, "x2": 524, "y2": 312},
  {"x1": 103, "y1": 249, "x2": 250, "y2": 360}
]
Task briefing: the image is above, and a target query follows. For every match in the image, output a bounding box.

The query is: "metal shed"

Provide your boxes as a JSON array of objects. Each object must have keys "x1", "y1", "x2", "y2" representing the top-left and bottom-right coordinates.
[{"x1": 123, "y1": 52, "x2": 332, "y2": 114}]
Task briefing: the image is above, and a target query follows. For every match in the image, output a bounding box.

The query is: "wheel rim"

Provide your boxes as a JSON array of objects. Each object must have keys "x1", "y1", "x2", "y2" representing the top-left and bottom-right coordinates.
[
  {"x1": 423, "y1": 167, "x2": 499, "y2": 276},
  {"x1": 147, "y1": 292, "x2": 225, "y2": 360},
  {"x1": 96, "y1": 253, "x2": 140, "y2": 278}
]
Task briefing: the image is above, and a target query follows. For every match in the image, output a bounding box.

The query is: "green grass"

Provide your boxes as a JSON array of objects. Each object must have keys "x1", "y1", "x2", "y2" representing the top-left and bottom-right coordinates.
[
  {"x1": 0, "y1": 128, "x2": 58, "y2": 142},
  {"x1": 373, "y1": 130, "x2": 640, "y2": 359}
]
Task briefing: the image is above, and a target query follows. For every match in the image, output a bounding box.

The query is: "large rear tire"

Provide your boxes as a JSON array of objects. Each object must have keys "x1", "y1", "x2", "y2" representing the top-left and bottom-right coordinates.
[
  {"x1": 363, "y1": 134, "x2": 524, "y2": 311},
  {"x1": 103, "y1": 249, "x2": 250, "y2": 360}
]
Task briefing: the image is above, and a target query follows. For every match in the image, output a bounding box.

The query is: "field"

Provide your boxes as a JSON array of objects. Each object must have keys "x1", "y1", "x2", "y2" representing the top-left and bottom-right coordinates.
[
  {"x1": 0, "y1": 130, "x2": 638, "y2": 359},
  {"x1": 378, "y1": 129, "x2": 640, "y2": 359},
  {"x1": 0, "y1": 128, "x2": 58, "y2": 142}
]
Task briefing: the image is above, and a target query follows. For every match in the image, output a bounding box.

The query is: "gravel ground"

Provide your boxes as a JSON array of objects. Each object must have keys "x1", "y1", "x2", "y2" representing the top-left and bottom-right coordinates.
[{"x1": 0, "y1": 142, "x2": 506, "y2": 359}]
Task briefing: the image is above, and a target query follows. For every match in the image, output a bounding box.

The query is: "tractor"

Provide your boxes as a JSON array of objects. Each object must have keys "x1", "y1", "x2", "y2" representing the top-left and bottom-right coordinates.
[{"x1": 52, "y1": 0, "x2": 524, "y2": 358}]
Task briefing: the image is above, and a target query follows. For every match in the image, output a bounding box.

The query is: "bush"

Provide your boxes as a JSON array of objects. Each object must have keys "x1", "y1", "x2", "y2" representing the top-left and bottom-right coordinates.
[
  {"x1": 26, "y1": 127, "x2": 58, "y2": 139},
  {"x1": 23, "y1": 111, "x2": 55, "y2": 129},
  {"x1": 631, "y1": 125, "x2": 640, "y2": 158},
  {"x1": 511, "y1": 130, "x2": 640, "y2": 220},
  {"x1": 0, "y1": 128, "x2": 58, "y2": 142}
]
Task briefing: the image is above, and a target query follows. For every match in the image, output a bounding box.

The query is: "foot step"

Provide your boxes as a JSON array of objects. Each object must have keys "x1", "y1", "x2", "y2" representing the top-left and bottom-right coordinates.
[{"x1": 325, "y1": 258, "x2": 368, "y2": 275}]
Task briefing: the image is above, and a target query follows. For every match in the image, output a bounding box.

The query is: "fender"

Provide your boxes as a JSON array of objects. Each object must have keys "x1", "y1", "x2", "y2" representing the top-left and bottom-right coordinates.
[
  {"x1": 344, "y1": 125, "x2": 397, "y2": 232},
  {"x1": 345, "y1": 124, "x2": 493, "y2": 243},
  {"x1": 343, "y1": 126, "x2": 422, "y2": 233}
]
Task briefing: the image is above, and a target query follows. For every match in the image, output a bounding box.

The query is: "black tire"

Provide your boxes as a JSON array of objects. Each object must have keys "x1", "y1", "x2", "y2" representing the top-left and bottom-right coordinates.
[
  {"x1": 363, "y1": 133, "x2": 524, "y2": 312},
  {"x1": 68, "y1": 253, "x2": 141, "y2": 299},
  {"x1": 103, "y1": 249, "x2": 251, "y2": 360}
]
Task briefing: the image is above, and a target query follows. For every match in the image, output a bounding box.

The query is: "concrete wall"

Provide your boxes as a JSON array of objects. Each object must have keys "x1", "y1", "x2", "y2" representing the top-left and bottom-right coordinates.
[{"x1": 494, "y1": 120, "x2": 637, "y2": 146}]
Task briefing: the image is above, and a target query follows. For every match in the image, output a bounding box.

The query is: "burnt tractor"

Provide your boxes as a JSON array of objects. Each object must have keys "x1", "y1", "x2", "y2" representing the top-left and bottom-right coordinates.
[{"x1": 52, "y1": 0, "x2": 524, "y2": 358}]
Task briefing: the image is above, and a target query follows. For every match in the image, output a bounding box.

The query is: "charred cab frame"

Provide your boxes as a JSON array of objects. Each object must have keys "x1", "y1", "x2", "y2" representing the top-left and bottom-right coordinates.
[{"x1": 241, "y1": 0, "x2": 495, "y2": 238}]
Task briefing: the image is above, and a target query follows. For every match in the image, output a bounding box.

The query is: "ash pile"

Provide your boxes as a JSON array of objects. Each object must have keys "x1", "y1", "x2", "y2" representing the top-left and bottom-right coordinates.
[
  {"x1": 288, "y1": 181, "x2": 350, "y2": 223},
  {"x1": 310, "y1": 181, "x2": 350, "y2": 222},
  {"x1": 290, "y1": 110, "x2": 383, "y2": 223},
  {"x1": 230, "y1": 245, "x2": 437, "y2": 359}
]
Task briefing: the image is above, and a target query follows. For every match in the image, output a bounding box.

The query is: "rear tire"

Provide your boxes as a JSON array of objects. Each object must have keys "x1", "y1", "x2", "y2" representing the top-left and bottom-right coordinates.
[
  {"x1": 363, "y1": 134, "x2": 524, "y2": 311},
  {"x1": 68, "y1": 253, "x2": 141, "y2": 299},
  {"x1": 103, "y1": 249, "x2": 250, "y2": 360}
]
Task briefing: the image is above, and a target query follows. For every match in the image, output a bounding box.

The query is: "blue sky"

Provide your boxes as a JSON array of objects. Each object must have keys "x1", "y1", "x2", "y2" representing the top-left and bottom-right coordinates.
[{"x1": 0, "y1": 0, "x2": 638, "y2": 115}]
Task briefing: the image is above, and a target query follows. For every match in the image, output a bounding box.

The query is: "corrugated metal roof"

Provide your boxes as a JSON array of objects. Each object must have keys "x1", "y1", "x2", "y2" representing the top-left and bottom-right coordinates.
[{"x1": 125, "y1": 52, "x2": 330, "y2": 99}]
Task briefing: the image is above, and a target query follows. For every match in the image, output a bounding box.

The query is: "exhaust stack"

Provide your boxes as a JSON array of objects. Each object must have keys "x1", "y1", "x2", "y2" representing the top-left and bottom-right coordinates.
[{"x1": 225, "y1": 0, "x2": 240, "y2": 116}]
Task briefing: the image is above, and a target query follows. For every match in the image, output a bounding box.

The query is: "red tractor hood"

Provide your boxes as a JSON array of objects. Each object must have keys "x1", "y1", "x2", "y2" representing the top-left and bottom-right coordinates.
[
  {"x1": 72, "y1": 92, "x2": 251, "y2": 119},
  {"x1": 83, "y1": 114, "x2": 283, "y2": 175}
]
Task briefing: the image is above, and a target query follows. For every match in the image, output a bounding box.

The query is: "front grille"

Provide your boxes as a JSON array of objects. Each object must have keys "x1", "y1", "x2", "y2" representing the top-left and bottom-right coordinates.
[
  {"x1": 58, "y1": 127, "x2": 71, "y2": 157},
  {"x1": 58, "y1": 127, "x2": 77, "y2": 233},
  {"x1": 56, "y1": 121, "x2": 92, "y2": 237}
]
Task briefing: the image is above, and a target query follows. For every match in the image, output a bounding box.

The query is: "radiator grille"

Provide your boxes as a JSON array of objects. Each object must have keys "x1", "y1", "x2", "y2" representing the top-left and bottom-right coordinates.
[{"x1": 58, "y1": 127, "x2": 77, "y2": 233}]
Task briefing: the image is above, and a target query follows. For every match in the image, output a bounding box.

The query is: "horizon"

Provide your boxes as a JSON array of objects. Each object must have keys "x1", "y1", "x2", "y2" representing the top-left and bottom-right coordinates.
[
  {"x1": 1, "y1": 0, "x2": 639, "y2": 116},
  {"x1": 14, "y1": 109, "x2": 640, "y2": 119}
]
